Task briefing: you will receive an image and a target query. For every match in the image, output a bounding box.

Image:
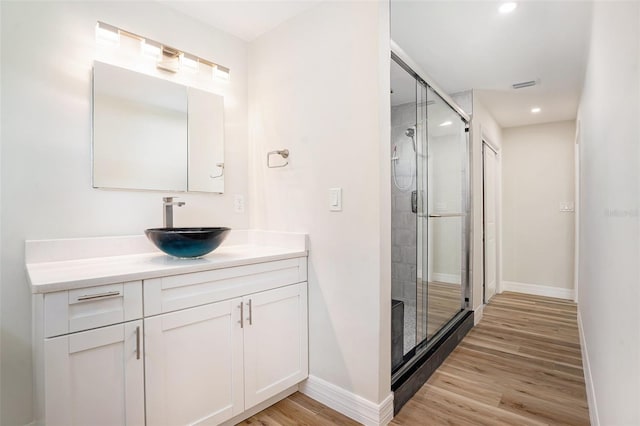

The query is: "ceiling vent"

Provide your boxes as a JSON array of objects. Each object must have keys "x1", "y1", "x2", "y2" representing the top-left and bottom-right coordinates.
[{"x1": 512, "y1": 80, "x2": 538, "y2": 89}]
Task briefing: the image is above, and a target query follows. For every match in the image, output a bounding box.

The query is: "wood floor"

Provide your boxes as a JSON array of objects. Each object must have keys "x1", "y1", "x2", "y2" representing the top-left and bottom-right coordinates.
[
  {"x1": 425, "y1": 281, "x2": 463, "y2": 339},
  {"x1": 392, "y1": 292, "x2": 589, "y2": 425},
  {"x1": 237, "y1": 391, "x2": 360, "y2": 426},
  {"x1": 238, "y1": 292, "x2": 590, "y2": 425}
]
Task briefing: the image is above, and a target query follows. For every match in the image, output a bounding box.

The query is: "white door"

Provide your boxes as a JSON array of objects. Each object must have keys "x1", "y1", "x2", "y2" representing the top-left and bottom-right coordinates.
[
  {"x1": 44, "y1": 321, "x2": 144, "y2": 426},
  {"x1": 483, "y1": 143, "x2": 498, "y2": 302},
  {"x1": 145, "y1": 298, "x2": 244, "y2": 425},
  {"x1": 243, "y1": 283, "x2": 308, "y2": 410}
]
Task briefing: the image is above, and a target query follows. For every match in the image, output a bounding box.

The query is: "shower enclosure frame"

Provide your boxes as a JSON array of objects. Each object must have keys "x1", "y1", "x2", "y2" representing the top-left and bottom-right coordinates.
[{"x1": 390, "y1": 41, "x2": 472, "y2": 387}]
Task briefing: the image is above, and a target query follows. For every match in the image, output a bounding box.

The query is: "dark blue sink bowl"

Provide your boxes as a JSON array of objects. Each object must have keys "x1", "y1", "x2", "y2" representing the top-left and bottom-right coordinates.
[{"x1": 145, "y1": 227, "x2": 231, "y2": 258}]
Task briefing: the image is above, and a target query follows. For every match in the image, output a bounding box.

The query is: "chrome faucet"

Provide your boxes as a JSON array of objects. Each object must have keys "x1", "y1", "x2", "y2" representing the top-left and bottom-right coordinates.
[{"x1": 163, "y1": 197, "x2": 185, "y2": 228}]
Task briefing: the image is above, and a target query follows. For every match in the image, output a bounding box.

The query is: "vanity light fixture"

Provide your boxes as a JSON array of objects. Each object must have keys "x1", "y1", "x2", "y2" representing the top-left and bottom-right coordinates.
[
  {"x1": 181, "y1": 53, "x2": 199, "y2": 72},
  {"x1": 214, "y1": 65, "x2": 230, "y2": 81},
  {"x1": 95, "y1": 21, "x2": 230, "y2": 81},
  {"x1": 95, "y1": 22, "x2": 120, "y2": 47},
  {"x1": 141, "y1": 39, "x2": 162, "y2": 60},
  {"x1": 157, "y1": 46, "x2": 181, "y2": 73},
  {"x1": 499, "y1": 2, "x2": 517, "y2": 14},
  {"x1": 531, "y1": 107, "x2": 541, "y2": 113},
  {"x1": 440, "y1": 121, "x2": 453, "y2": 127}
]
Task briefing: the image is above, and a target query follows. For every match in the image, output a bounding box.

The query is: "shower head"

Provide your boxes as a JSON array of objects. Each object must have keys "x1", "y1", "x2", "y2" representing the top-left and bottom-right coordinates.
[{"x1": 405, "y1": 126, "x2": 416, "y2": 152}]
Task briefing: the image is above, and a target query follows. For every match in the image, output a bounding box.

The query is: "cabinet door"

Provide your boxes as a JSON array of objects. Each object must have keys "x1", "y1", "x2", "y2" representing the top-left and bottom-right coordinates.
[
  {"x1": 44, "y1": 321, "x2": 144, "y2": 426},
  {"x1": 243, "y1": 282, "x2": 308, "y2": 409},
  {"x1": 145, "y1": 298, "x2": 243, "y2": 425}
]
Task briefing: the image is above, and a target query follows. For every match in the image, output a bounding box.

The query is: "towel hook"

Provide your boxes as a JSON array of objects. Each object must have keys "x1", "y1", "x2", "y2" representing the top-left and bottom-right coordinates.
[{"x1": 267, "y1": 149, "x2": 290, "y2": 168}]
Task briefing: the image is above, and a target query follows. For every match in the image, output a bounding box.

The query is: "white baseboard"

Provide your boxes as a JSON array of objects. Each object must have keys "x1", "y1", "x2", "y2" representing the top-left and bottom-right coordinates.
[
  {"x1": 299, "y1": 375, "x2": 394, "y2": 426},
  {"x1": 473, "y1": 304, "x2": 484, "y2": 325},
  {"x1": 577, "y1": 311, "x2": 600, "y2": 426},
  {"x1": 431, "y1": 273, "x2": 461, "y2": 284},
  {"x1": 502, "y1": 281, "x2": 575, "y2": 300}
]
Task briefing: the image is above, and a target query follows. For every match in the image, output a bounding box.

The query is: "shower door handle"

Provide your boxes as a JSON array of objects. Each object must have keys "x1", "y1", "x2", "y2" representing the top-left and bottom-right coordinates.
[{"x1": 411, "y1": 190, "x2": 418, "y2": 214}]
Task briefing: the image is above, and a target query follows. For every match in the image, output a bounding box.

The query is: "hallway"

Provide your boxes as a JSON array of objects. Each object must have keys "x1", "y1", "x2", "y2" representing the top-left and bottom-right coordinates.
[{"x1": 391, "y1": 292, "x2": 589, "y2": 425}]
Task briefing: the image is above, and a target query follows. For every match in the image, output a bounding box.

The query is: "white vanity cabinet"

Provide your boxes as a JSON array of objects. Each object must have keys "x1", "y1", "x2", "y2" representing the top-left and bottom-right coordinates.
[
  {"x1": 144, "y1": 298, "x2": 244, "y2": 425},
  {"x1": 29, "y1": 232, "x2": 309, "y2": 426},
  {"x1": 34, "y1": 281, "x2": 145, "y2": 426},
  {"x1": 243, "y1": 283, "x2": 308, "y2": 410},
  {"x1": 43, "y1": 321, "x2": 145, "y2": 426},
  {"x1": 143, "y1": 259, "x2": 308, "y2": 425}
]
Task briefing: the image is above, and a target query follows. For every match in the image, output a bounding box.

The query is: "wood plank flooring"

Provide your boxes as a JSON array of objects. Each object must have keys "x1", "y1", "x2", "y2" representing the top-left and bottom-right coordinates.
[
  {"x1": 238, "y1": 391, "x2": 360, "y2": 426},
  {"x1": 391, "y1": 292, "x2": 589, "y2": 426},
  {"x1": 425, "y1": 281, "x2": 464, "y2": 339},
  {"x1": 238, "y1": 292, "x2": 590, "y2": 425}
]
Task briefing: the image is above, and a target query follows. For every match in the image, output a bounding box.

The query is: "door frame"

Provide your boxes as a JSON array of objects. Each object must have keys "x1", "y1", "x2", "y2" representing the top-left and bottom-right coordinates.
[
  {"x1": 482, "y1": 138, "x2": 500, "y2": 304},
  {"x1": 573, "y1": 120, "x2": 581, "y2": 303}
]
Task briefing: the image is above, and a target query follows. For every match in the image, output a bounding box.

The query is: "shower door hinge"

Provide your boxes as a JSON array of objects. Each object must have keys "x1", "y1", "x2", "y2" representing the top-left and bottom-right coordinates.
[{"x1": 465, "y1": 127, "x2": 470, "y2": 133}]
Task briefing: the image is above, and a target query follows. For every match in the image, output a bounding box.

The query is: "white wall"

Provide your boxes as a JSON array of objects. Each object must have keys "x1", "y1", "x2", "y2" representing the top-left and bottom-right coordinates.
[
  {"x1": 0, "y1": 3, "x2": 249, "y2": 424},
  {"x1": 248, "y1": 0, "x2": 392, "y2": 408},
  {"x1": 502, "y1": 121, "x2": 576, "y2": 296},
  {"x1": 577, "y1": 2, "x2": 640, "y2": 425},
  {"x1": 470, "y1": 94, "x2": 502, "y2": 313}
]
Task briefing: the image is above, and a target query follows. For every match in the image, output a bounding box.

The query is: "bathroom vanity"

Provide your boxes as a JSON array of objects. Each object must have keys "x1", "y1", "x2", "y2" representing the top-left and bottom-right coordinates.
[{"x1": 26, "y1": 230, "x2": 308, "y2": 426}]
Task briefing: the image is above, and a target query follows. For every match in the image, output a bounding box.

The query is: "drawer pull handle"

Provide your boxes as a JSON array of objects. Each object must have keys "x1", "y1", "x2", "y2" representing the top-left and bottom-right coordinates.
[
  {"x1": 77, "y1": 291, "x2": 121, "y2": 301},
  {"x1": 239, "y1": 303, "x2": 244, "y2": 328},
  {"x1": 248, "y1": 299, "x2": 253, "y2": 325},
  {"x1": 136, "y1": 326, "x2": 141, "y2": 360}
]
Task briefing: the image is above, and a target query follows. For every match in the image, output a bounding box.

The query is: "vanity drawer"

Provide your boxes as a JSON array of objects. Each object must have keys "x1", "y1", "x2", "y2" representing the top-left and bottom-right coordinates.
[
  {"x1": 44, "y1": 281, "x2": 142, "y2": 337},
  {"x1": 144, "y1": 257, "x2": 307, "y2": 316}
]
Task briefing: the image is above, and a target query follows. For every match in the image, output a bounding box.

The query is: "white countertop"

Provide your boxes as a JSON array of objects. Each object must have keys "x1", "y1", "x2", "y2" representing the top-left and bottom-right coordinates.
[{"x1": 26, "y1": 230, "x2": 308, "y2": 294}]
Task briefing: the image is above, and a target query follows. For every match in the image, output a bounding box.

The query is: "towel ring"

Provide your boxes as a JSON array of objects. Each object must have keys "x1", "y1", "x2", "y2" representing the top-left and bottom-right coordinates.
[{"x1": 267, "y1": 149, "x2": 289, "y2": 168}]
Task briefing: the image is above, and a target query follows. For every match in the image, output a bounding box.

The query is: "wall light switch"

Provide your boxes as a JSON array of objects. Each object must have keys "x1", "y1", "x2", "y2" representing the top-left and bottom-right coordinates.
[
  {"x1": 234, "y1": 194, "x2": 245, "y2": 213},
  {"x1": 329, "y1": 188, "x2": 342, "y2": 212}
]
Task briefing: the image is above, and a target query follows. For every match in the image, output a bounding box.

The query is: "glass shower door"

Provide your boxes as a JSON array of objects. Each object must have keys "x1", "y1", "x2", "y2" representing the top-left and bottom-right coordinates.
[
  {"x1": 390, "y1": 58, "x2": 419, "y2": 369},
  {"x1": 391, "y1": 56, "x2": 470, "y2": 376},
  {"x1": 419, "y1": 87, "x2": 468, "y2": 340}
]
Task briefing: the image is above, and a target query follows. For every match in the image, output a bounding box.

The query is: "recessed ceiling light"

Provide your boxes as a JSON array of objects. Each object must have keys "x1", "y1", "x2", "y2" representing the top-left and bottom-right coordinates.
[
  {"x1": 499, "y1": 2, "x2": 517, "y2": 14},
  {"x1": 440, "y1": 121, "x2": 453, "y2": 127},
  {"x1": 531, "y1": 107, "x2": 541, "y2": 113}
]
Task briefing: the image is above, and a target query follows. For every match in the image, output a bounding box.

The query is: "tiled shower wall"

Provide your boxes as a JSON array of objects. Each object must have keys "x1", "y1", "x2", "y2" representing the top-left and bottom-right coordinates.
[{"x1": 391, "y1": 102, "x2": 417, "y2": 304}]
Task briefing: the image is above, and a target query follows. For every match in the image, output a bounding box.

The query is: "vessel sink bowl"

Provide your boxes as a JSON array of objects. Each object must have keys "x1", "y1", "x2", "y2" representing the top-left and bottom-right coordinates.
[{"x1": 145, "y1": 227, "x2": 231, "y2": 258}]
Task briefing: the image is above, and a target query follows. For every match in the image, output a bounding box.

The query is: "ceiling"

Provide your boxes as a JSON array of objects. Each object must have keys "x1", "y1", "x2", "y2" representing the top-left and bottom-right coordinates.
[
  {"x1": 161, "y1": 1, "x2": 592, "y2": 128},
  {"x1": 391, "y1": 1, "x2": 593, "y2": 128},
  {"x1": 161, "y1": 1, "x2": 320, "y2": 42}
]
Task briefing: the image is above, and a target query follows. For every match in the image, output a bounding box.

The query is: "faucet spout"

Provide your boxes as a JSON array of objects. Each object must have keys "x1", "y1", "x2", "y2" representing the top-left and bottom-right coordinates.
[{"x1": 162, "y1": 197, "x2": 186, "y2": 228}]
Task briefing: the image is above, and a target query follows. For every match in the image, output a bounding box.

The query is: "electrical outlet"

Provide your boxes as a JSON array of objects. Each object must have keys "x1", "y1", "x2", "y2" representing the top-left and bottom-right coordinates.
[
  {"x1": 234, "y1": 195, "x2": 245, "y2": 213},
  {"x1": 559, "y1": 201, "x2": 575, "y2": 212}
]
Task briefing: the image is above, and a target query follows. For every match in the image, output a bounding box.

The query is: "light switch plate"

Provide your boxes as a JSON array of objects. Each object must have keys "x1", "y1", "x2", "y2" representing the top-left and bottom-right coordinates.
[{"x1": 329, "y1": 188, "x2": 342, "y2": 212}]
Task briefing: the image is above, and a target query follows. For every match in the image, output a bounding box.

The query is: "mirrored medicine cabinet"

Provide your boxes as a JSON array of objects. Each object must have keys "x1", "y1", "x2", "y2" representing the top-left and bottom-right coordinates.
[{"x1": 92, "y1": 61, "x2": 225, "y2": 193}]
